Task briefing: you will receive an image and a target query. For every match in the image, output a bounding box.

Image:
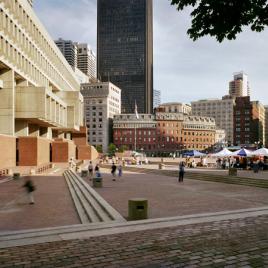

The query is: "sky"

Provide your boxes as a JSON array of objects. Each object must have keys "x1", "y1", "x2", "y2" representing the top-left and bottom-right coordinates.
[{"x1": 34, "y1": 0, "x2": 268, "y2": 105}]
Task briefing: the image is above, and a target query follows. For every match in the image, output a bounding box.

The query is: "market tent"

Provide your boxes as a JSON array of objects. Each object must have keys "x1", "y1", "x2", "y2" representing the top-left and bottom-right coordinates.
[
  {"x1": 183, "y1": 150, "x2": 206, "y2": 157},
  {"x1": 251, "y1": 148, "x2": 268, "y2": 156},
  {"x1": 211, "y1": 148, "x2": 232, "y2": 157},
  {"x1": 231, "y1": 148, "x2": 253, "y2": 157}
]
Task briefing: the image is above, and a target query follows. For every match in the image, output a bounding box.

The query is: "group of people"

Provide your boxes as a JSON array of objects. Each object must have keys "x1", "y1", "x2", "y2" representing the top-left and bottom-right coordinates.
[
  {"x1": 87, "y1": 161, "x2": 101, "y2": 178},
  {"x1": 87, "y1": 161, "x2": 123, "y2": 181},
  {"x1": 216, "y1": 157, "x2": 267, "y2": 172},
  {"x1": 111, "y1": 162, "x2": 122, "y2": 181}
]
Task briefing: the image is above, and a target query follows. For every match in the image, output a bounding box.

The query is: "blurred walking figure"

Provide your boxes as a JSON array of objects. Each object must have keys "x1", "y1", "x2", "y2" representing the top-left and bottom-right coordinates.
[
  {"x1": 118, "y1": 164, "x2": 122, "y2": 177},
  {"x1": 88, "y1": 161, "x2": 93, "y2": 179},
  {"x1": 178, "y1": 162, "x2": 185, "y2": 183},
  {"x1": 23, "y1": 176, "x2": 36, "y2": 204},
  {"x1": 111, "y1": 163, "x2": 117, "y2": 181}
]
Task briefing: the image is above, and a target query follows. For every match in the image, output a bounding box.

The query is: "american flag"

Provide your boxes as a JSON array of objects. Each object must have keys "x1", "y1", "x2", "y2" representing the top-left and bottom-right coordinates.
[{"x1": 135, "y1": 101, "x2": 139, "y2": 119}]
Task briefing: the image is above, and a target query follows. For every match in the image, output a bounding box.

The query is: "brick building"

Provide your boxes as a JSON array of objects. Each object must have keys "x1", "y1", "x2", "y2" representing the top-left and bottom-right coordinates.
[
  {"x1": 233, "y1": 97, "x2": 265, "y2": 146},
  {"x1": 113, "y1": 114, "x2": 156, "y2": 152},
  {"x1": 113, "y1": 110, "x2": 216, "y2": 155}
]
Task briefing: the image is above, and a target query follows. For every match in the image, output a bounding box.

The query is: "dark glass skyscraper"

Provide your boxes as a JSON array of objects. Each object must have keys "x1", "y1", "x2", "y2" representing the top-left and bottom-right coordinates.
[{"x1": 97, "y1": 0, "x2": 153, "y2": 114}]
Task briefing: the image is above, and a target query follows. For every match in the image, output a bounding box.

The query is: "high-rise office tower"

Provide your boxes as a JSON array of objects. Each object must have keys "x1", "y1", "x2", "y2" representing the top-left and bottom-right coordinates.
[
  {"x1": 27, "y1": 0, "x2": 33, "y2": 7},
  {"x1": 153, "y1": 89, "x2": 161, "y2": 109},
  {"x1": 77, "y1": 43, "x2": 97, "y2": 80},
  {"x1": 55, "y1": 38, "x2": 78, "y2": 70},
  {"x1": 229, "y1": 71, "x2": 250, "y2": 98},
  {"x1": 97, "y1": 0, "x2": 153, "y2": 114}
]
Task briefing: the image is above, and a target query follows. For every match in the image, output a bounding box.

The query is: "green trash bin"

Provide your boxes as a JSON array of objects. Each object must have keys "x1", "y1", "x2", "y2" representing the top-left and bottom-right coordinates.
[
  {"x1": 228, "y1": 168, "x2": 237, "y2": 176},
  {"x1": 128, "y1": 198, "x2": 148, "y2": 221},
  {"x1": 93, "y1": 177, "x2": 103, "y2": 188},
  {"x1": 13, "y1": 173, "x2": 20, "y2": 180},
  {"x1": 81, "y1": 170, "x2": 88, "y2": 177}
]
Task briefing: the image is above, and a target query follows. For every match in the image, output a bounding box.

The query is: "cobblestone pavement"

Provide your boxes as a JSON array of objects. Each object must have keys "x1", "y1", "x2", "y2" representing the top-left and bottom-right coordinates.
[
  {"x1": 0, "y1": 176, "x2": 80, "y2": 231},
  {"x1": 93, "y1": 169, "x2": 268, "y2": 219},
  {"x1": 0, "y1": 215, "x2": 267, "y2": 267}
]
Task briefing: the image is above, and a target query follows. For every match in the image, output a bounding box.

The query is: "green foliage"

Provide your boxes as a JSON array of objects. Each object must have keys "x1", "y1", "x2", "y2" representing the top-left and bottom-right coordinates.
[
  {"x1": 170, "y1": 0, "x2": 268, "y2": 42},
  {"x1": 108, "y1": 143, "x2": 117, "y2": 156},
  {"x1": 118, "y1": 145, "x2": 128, "y2": 153},
  {"x1": 95, "y1": 145, "x2": 103, "y2": 153}
]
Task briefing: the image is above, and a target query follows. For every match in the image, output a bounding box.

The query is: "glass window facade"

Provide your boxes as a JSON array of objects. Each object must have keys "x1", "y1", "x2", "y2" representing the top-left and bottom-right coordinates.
[{"x1": 97, "y1": 0, "x2": 153, "y2": 114}]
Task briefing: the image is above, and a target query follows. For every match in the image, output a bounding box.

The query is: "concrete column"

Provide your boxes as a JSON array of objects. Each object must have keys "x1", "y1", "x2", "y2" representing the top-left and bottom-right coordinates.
[
  {"x1": 15, "y1": 120, "x2": 28, "y2": 136},
  {"x1": 0, "y1": 70, "x2": 15, "y2": 136},
  {"x1": 16, "y1": 79, "x2": 29, "y2": 87},
  {"x1": 29, "y1": 124, "x2": 39, "y2": 137}
]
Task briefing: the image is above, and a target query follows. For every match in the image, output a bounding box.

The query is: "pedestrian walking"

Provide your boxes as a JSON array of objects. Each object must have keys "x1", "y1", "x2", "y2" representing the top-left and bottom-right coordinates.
[
  {"x1": 118, "y1": 164, "x2": 122, "y2": 177},
  {"x1": 178, "y1": 162, "x2": 185, "y2": 182},
  {"x1": 23, "y1": 176, "x2": 36, "y2": 204},
  {"x1": 111, "y1": 163, "x2": 117, "y2": 181},
  {"x1": 88, "y1": 161, "x2": 93, "y2": 179},
  {"x1": 94, "y1": 164, "x2": 100, "y2": 173}
]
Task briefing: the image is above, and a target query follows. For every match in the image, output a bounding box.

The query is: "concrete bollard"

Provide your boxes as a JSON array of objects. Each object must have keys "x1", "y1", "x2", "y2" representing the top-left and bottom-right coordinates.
[
  {"x1": 93, "y1": 177, "x2": 103, "y2": 188},
  {"x1": 159, "y1": 163, "x2": 164, "y2": 170},
  {"x1": 13, "y1": 173, "x2": 20, "y2": 180},
  {"x1": 81, "y1": 170, "x2": 88, "y2": 177},
  {"x1": 128, "y1": 198, "x2": 148, "y2": 221},
  {"x1": 228, "y1": 168, "x2": 237, "y2": 176}
]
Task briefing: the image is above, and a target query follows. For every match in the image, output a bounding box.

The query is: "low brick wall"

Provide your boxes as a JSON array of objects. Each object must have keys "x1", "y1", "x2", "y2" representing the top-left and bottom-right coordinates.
[
  {"x1": 51, "y1": 139, "x2": 76, "y2": 163},
  {"x1": 0, "y1": 134, "x2": 16, "y2": 169},
  {"x1": 18, "y1": 137, "x2": 50, "y2": 166}
]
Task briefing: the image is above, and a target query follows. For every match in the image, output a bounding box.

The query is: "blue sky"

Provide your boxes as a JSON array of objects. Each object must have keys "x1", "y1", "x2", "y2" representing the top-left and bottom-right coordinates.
[{"x1": 35, "y1": 0, "x2": 268, "y2": 105}]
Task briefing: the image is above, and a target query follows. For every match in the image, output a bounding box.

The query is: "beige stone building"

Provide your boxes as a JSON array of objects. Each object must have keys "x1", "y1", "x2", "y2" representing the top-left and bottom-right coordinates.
[
  {"x1": 156, "y1": 102, "x2": 191, "y2": 115},
  {"x1": 0, "y1": 0, "x2": 94, "y2": 169},
  {"x1": 191, "y1": 98, "x2": 235, "y2": 145},
  {"x1": 81, "y1": 82, "x2": 121, "y2": 153}
]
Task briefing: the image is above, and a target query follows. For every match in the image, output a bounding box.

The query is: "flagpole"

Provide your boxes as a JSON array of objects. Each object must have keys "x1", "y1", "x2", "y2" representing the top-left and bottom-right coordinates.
[{"x1": 134, "y1": 122, "x2": 136, "y2": 151}]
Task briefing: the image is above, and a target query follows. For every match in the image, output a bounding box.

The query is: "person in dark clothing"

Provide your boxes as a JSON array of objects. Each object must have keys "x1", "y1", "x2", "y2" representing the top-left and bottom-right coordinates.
[
  {"x1": 178, "y1": 162, "x2": 185, "y2": 182},
  {"x1": 23, "y1": 177, "x2": 35, "y2": 204},
  {"x1": 111, "y1": 163, "x2": 117, "y2": 181},
  {"x1": 88, "y1": 161, "x2": 93, "y2": 179},
  {"x1": 94, "y1": 164, "x2": 99, "y2": 172}
]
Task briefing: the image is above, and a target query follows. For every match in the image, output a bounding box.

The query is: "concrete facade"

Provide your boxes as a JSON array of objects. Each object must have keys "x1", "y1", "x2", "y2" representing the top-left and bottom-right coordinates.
[
  {"x1": 0, "y1": 134, "x2": 16, "y2": 169},
  {"x1": 0, "y1": 0, "x2": 89, "y2": 168},
  {"x1": 81, "y1": 82, "x2": 121, "y2": 153}
]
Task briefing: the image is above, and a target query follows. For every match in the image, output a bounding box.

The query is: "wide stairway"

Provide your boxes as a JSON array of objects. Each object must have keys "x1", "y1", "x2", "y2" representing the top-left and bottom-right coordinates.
[
  {"x1": 101, "y1": 165, "x2": 268, "y2": 189},
  {"x1": 63, "y1": 170, "x2": 125, "y2": 224}
]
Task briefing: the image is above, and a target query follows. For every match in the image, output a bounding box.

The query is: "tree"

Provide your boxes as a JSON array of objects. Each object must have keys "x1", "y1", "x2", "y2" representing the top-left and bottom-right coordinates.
[
  {"x1": 108, "y1": 143, "x2": 117, "y2": 156},
  {"x1": 118, "y1": 145, "x2": 128, "y2": 153},
  {"x1": 95, "y1": 145, "x2": 103, "y2": 153},
  {"x1": 170, "y1": 0, "x2": 268, "y2": 42}
]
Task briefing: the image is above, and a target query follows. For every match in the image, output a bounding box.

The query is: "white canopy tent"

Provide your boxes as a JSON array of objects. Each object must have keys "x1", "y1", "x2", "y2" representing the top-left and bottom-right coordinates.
[
  {"x1": 250, "y1": 148, "x2": 268, "y2": 157},
  {"x1": 211, "y1": 148, "x2": 233, "y2": 157}
]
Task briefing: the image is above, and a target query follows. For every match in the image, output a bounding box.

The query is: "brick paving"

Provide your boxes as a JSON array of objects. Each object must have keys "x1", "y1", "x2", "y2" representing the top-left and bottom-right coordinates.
[
  {"x1": 0, "y1": 176, "x2": 80, "y2": 231},
  {"x1": 93, "y1": 169, "x2": 268, "y2": 219},
  {"x1": 0, "y1": 215, "x2": 267, "y2": 267}
]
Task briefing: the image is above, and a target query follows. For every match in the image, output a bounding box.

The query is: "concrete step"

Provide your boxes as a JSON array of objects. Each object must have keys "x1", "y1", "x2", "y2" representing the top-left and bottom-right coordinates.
[
  {"x1": 65, "y1": 171, "x2": 100, "y2": 223},
  {"x1": 66, "y1": 170, "x2": 111, "y2": 223},
  {"x1": 64, "y1": 172, "x2": 90, "y2": 224},
  {"x1": 63, "y1": 170, "x2": 125, "y2": 225},
  {"x1": 1, "y1": 206, "x2": 268, "y2": 249}
]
